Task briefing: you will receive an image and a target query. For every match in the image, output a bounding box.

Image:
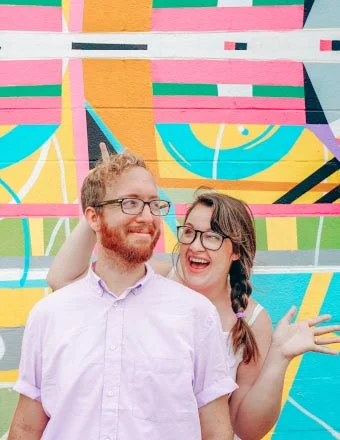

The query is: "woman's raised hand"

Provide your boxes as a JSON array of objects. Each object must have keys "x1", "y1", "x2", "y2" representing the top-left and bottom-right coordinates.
[
  {"x1": 272, "y1": 306, "x2": 340, "y2": 360},
  {"x1": 99, "y1": 142, "x2": 110, "y2": 161}
]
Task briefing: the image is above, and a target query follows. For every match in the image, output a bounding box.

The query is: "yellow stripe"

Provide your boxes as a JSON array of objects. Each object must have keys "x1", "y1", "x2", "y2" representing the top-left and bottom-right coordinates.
[
  {"x1": 263, "y1": 272, "x2": 333, "y2": 439},
  {"x1": 29, "y1": 218, "x2": 44, "y2": 256},
  {"x1": 0, "y1": 370, "x2": 18, "y2": 382},
  {"x1": 0, "y1": 289, "x2": 45, "y2": 327},
  {"x1": 0, "y1": 125, "x2": 16, "y2": 137},
  {"x1": 163, "y1": 221, "x2": 177, "y2": 254},
  {"x1": 266, "y1": 217, "x2": 297, "y2": 251}
]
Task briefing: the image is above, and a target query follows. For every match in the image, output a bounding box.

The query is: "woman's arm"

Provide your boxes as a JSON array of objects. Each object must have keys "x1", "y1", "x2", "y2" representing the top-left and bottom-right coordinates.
[
  {"x1": 230, "y1": 307, "x2": 340, "y2": 440},
  {"x1": 46, "y1": 217, "x2": 96, "y2": 290}
]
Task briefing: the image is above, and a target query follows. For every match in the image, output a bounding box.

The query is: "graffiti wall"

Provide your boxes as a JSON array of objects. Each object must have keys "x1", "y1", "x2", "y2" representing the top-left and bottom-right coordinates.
[{"x1": 0, "y1": 0, "x2": 340, "y2": 437}]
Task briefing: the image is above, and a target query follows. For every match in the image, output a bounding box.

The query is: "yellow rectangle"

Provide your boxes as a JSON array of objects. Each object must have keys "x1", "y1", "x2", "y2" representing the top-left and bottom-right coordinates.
[
  {"x1": 0, "y1": 370, "x2": 18, "y2": 382},
  {"x1": 266, "y1": 217, "x2": 297, "y2": 251},
  {"x1": 0, "y1": 289, "x2": 45, "y2": 327},
  {"x1": 29, "y1": 218, "x2": 44, "y2": 256}
]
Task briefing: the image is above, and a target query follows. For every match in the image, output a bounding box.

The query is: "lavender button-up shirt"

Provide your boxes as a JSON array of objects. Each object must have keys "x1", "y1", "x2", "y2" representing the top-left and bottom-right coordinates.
[{"x1": 15, "y1": 265, "x2": 237, "y2": 440}]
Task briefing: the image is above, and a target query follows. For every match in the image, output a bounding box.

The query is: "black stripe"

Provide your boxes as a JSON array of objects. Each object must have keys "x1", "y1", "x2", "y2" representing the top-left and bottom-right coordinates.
[
  {"x1": 304, "y1": 65, "x2": 327, "y2": 123},
  {"x1": 332, "y1": 41, "x2": 340, "y2": 51},
  {"x1": 274, "y1": 158, "x2": 340, "y2": 204},
  {"x1": 303, "y1": 0, "x2": 315, "y2": 26},
  {"x1": 235, "y1": 42, "x2": 247, "y2": 50},
  {"x1": 72, "y1": 43, "x2": 148, "y2": 51},
  {"x1": 315, "y1": 185, "x2": 340, "y2": 203},
  {"x1": 86, "y1": 109, "x2": 118, "y2": 169}
]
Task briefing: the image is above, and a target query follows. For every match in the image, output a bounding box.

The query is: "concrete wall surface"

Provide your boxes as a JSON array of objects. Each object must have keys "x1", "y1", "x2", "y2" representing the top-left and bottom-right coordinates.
[{"x1": 0, "y1": 0, "x2": 339, "y2": 437}]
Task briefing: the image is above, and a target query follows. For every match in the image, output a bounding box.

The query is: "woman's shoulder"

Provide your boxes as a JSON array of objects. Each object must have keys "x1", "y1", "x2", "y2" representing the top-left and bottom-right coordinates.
[{"x1": 246, "y1": 298, "x2": 271, "y2": 329}]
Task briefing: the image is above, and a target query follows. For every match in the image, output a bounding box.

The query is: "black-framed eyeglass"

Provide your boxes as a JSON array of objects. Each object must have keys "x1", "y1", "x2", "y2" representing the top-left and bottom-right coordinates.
[
  {"x1": 93, "y1": 198, "x2": 171, "y2": 216},
  {"x1": 177, "y1": 225, "x2": 228, "y2": 251}
]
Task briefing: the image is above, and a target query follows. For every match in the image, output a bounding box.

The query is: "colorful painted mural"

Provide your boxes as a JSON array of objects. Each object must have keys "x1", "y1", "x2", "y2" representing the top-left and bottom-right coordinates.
[{"x1": 0, "y1": 0, "x2": 340, "y2": 438}]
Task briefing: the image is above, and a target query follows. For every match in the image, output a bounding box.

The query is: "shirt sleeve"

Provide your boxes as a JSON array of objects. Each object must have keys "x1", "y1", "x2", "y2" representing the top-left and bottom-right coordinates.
[
  {"x1": 13, "y1": 306, "x2": 43, "y2": 401},
  {"x1": 193, "y1": 305, "x2": 238, "y2": 408}
]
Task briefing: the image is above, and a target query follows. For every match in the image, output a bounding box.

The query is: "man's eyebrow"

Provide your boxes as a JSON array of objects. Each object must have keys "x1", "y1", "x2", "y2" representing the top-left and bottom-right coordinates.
[{"x1": 118, "y1": 194, "x2": 160, "y2": 199}]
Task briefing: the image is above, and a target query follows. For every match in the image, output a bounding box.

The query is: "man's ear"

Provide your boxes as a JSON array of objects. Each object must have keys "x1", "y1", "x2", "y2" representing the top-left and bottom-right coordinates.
[{"x1": 84, "y1": 207, "x2": 101, "y2": 233}]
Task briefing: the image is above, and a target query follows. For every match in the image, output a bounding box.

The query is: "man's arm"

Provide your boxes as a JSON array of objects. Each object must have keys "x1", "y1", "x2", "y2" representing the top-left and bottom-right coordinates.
[
  {"x1": 199, "y1": 395, "x2": 233, "y2": 440},
  {"x1": 8, "y1": 394, "x2": 49, "y2": 440}
]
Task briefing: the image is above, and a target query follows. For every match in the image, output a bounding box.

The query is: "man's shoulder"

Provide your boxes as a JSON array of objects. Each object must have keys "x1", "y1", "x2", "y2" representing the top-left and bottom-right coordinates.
[{"x1": 30, "y1": 277, "x2": 89, "y2": 317}]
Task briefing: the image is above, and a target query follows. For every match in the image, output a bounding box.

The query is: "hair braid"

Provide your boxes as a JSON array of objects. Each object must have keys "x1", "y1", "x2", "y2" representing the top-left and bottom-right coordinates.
[{"x1": 230, "y1": 260, "x2": 259, "y2": 364}]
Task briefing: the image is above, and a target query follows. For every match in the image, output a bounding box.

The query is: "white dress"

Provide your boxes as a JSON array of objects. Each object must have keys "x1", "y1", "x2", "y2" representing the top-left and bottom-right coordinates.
[{"x1": 224, "y1": 303, "x2": 264, "y2": 440}]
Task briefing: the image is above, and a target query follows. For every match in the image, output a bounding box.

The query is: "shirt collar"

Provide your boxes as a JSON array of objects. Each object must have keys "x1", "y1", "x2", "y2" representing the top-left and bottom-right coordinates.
[{"x1": 86, "y1": 262, "x2": 154, "y2": 298}]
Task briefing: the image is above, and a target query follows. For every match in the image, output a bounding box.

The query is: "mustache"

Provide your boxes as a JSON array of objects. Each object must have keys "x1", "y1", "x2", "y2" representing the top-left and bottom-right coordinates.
[{"x1": 127, "y1": 226, "x2": 155, "y2": 234}]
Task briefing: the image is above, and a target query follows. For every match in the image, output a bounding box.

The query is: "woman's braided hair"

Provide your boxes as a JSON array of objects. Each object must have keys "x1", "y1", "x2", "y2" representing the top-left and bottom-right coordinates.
[{"x1": 184, "y1": 190, "x2": 259, "y2": 364}]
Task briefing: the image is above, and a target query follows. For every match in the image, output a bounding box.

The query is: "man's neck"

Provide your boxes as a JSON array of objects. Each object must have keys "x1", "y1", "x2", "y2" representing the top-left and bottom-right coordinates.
[{"x1": 94, "y1": 247, "x2": 146, "y2": 296}]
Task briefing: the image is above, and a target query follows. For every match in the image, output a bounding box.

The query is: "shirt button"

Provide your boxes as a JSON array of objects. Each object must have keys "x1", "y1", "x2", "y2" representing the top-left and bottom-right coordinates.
[
  {"x1": 107, "y1": 390, "x2": 114, "y2": 397},
  {"x1": 113, "y1": 302, "x2": 119, "y2": 307},
  {"x1": 110, "y1": 345, "x2": 116, "y2": 351}
]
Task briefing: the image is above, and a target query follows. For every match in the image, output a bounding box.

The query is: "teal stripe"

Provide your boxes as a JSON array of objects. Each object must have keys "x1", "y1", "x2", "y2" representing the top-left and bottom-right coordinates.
[
  {"x1": 0, "y1": 0, "x2": 61, "y2": 5},
  {"x1": 0, "y1": 84, "x2": 61, "y2": 97},
  {"x1": 153, "y1": 83, "x2": 218, "y2": 96},
  {"x1": 253, "y1": 85, "x2": 305, "y2": 98},
  {"x1": 153, "y1": 0, "x2": 216, "y2": 7},
  {"x1": 254, "y1": 0, "x2": 303, "y2": 5}
]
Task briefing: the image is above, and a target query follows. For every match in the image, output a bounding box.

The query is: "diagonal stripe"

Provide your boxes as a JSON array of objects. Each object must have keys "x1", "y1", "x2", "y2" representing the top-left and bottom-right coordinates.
[
  {"x1": 264, "y1": 272, "x2": 333, "y2": 439},
  {"x1": 275, "y1": 158, "x2": 340, "y2": 204},
  {"x1": 315, "y1": 186, "x2": 340, "y2": 204}
]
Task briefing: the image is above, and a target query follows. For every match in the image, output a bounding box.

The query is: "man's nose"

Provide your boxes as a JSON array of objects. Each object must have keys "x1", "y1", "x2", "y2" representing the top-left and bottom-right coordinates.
[{"x1": 137, "y1": 203, "x2": 154, "y2": 222}]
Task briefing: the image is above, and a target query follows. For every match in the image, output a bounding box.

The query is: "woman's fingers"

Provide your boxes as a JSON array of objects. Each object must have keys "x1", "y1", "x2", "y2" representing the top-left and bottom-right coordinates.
[
  {"x1": 280, "y1": 305, "x2": 297, "y2": 324},
  {"x1": 314, "y1": 325, "x2": 340, "y2": 336},
  {"x1": 99, "y1": 142, "x2": 110, "y2": 161},
  {"x1": 315, "y1": 346, "x2": 339, "y2": 356},
  {"x1": 315, "y1": 336, "x2": 340, "y2": 345},
  {"x1": 306, "y1": 314, "x2": 331, "y2": 327}
]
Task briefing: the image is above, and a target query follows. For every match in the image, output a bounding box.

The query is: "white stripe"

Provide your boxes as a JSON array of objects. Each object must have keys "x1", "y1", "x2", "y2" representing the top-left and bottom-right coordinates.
[
  {"x1": 0, "y1": 383, "x2": 15, "y2": 389},
  {"x1": 218, "y1": 0, "x2": 252, "y2": 5},
  {"x1": 0, "y1": 431, "x2": 8, "y2": 440},
  {"x1": 213, "y1": 124, "x2": 225, "y2": 180},
  {"x1": 1, "y1": 265, "x2": 340, "y2": 283},
  {"x1": 288, "y1": 397, "x2": 340, "y2": 439},
  {"x1": 218, "y1": 84, "x2": 253, "y2": 97},
  {"x1": 45, "y1": 217, "x2": 65, "y2": 257},
  {"x1": 314, "y1": 217, "x2": 324, "y2": 266}
]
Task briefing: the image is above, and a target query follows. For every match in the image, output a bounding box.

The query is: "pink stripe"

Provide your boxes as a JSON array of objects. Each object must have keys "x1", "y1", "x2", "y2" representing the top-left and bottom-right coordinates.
[
  {"x1": 0, "y1": 5, "x2": 61, "y2": 31},
  {"x1": 320, "y1": 40, "x2": 332, "y2": 51},
  {"x1": 0, "y1": 97, "x2": 61, "y2": 110},
  {"x1": 0, "y1": 60, "x2": 62, "y2": 87},
  {"x1": 70, "y1": 0, "x2": 84, "y2": 31},
  {"x1": 0, "y1": 108, "x2": 61, "y2": 125},
  {"x1": 1, "y1": 203, "x2": 339, "y2": 218},
  {"x1": 154, "y1": 109, "x2": 306, "y2": 125},
  {"x1": 151, "y1": 60, "x2": 303, "y2": 86},
  {"x1": 69, "y1": 59, "x2": 89, "y2": 215},
  {"x1": 154, "y1": 222, "x2": 165, "y2": 253},
  {"x1": 152, "y1": 5, "x2": 303, "y2": 31},
  {"x1": 0, "y1": 204, "x2": 79, "y2": 218},
  {"x1": 153, "y1": 96, "x2": 306, "y2": 110},
  {"x1": 174, "y1": 204, "x2": 340, "y2": 218},
  {"x1": 224, "y1": 42, "x2": 236, "y2": 50}
]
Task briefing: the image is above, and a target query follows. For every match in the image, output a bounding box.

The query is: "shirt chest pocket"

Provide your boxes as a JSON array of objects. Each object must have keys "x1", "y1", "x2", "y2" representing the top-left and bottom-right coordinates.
[{"x1": 132, "y1": 357, "x2": 196, "y2": 423}]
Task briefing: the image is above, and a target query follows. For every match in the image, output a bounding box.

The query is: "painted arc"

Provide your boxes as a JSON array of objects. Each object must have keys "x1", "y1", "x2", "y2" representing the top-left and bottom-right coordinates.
[
  {"x1": 0, "y1": 125, "x2": 59, "y2": 170},
  {"x1": 156, "y1": 123, "x2": 304, "y2": 179}
]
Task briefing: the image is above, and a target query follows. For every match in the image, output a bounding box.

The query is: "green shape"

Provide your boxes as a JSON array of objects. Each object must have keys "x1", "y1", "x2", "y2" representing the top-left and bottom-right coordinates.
[
  {"x1": 297, "y1": 217, "x2": 319, "y2": 250},
  {"x1": 320, "y1": 217, "x2": 340, "y2": 249},
  {"x1": 0, "y1": 0, "x2": 61, "y2": 5},
  {"x1": 152, "y1": 83, "x2": 218, "y2": 96},
  {"x1": 153, "y1": 0, "x2": 216, "y2": 7},
  {"x1": 253, "y1": 85, "x2": 304, "y2": 98},
  {"x1": 43, "y1": 218, "x2": 79, "y2": 256},
  {"x1": 0, "y1": 388, "x2": 19, "y2": 436},
  {"x1": 0, "y1": 219, "x2": 24, "y2": 256},
  {"x1": 255, "y1": 218, "x2": 268, "y2": 251},
  {"x1": 253, "y1": 0, "x2": 303, "y2": 5},
  {"x1": 0, "y1": 84, "x2": 61, "y2": 98}
]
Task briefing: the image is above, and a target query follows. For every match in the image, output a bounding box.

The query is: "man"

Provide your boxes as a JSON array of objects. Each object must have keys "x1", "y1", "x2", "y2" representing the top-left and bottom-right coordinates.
[{"x1": 9, "y1": 151, "x2": 237, "y2": 440}]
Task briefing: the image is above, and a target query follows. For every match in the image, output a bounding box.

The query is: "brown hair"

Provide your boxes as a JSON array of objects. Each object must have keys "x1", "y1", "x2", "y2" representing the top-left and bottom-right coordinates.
[
  {"x1": 183, "y1": 190, "x2": 259, "y2": 364},
  {"x1": 80, "y1": 150, "x2": 147, "y2": 213}
]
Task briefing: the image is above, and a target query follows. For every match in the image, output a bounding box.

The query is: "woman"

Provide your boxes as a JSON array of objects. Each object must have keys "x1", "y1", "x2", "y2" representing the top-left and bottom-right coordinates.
[{"x1": 47, "y1": 152, "x2": 340, "y2": 440}]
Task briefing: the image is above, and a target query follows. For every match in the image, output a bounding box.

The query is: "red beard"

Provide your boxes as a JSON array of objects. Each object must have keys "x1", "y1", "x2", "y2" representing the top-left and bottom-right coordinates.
[{"x1": 100, "y1": 220, "x2": 160, "y2": 265}]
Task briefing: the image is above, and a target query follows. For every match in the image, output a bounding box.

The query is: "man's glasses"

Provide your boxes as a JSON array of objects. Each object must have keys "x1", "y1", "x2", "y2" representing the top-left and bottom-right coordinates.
[
  {"x1": 93, "y1": 198, "x2": 171, "y2": 216},
  {"x1": 177, "y1": 225, "x2": 228, "y2": 251}
]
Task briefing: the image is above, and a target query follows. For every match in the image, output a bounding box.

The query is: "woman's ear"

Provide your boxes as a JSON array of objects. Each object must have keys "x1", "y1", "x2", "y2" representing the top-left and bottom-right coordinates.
[{"x1": 84, "y1": 206, "x2": 101, "y2": 233}]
